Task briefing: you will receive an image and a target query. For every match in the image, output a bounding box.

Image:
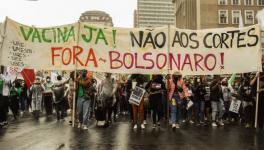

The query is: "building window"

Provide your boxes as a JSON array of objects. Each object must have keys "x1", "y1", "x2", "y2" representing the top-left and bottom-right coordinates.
[
  {"x1": 218, "y1": 0, "x2": 228, "y2": 5},
  {"x1": 245, "y1": 10, "x2": 254, "y2": 24},
  {"x1": 232, "y1": 0, "x2": 241, "y2": 5},
  {"x1": 258, "y1": 0, "x2": 264, "y2": 5},
  {"x1": 219, "y1": 10, "x2": 228, "y2": 24},
  {"x1": 232, "y1": 10, "x2": 241, "y2": 24},
  {"x1": 244, "y1": 0, "x2": 253, "y2": 5}
]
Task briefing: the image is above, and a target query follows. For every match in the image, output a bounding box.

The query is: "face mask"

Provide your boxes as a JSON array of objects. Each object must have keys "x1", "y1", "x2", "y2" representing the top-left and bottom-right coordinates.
[
  {"x1": 82, "y1": 73, "x2": 87, "y2": 78},
  {"x1": 47, "y1": 79, "x2": 50, "y2": 82}
]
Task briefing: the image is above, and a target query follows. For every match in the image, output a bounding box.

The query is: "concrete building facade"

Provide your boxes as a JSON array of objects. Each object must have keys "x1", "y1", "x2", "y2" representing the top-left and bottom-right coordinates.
[
  {"x1": 137, "y1": 0, "x2": 175, "y2": 27},
  {"x1": 173, "y1": 0, "x2": 264, "y2": 29}
]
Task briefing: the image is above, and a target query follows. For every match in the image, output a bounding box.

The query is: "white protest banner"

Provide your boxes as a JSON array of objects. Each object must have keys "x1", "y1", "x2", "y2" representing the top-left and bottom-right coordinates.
[
  {"x1": 229, "y1": 100, "x2": 242, "y2": 114},
  {"x1": 0, "y1": 18, "x2": 78, "y2": 70},
  {"x1": 169, "y1": 26, "x2": 262, "y2": 75},
  {"x1": 129, "y1": 86, "x2": 146, "y2": 106},
  {"x1": 0, "y1": 18, "x2": 262, "y2": 75}
]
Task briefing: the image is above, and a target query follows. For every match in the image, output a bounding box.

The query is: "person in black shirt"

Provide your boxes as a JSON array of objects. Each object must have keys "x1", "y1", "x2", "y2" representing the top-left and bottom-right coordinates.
[
  {"x1": 250, "y1": 72, "x2": 264, "y2": 130},
  {"x1": 239, "y1": 74, "x2": 254, "y2": 128},
  {"x1": 210, "y1": 75, "x2": 224, "y2": 127},
  {"x1": 145, "y1": 75, "x2": 166, "y2": 128}
]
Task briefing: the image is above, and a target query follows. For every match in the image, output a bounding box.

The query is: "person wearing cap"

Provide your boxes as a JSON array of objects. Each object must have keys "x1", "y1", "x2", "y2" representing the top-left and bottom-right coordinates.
[
  {"x1": 30, "y1": 77, "x2": 45, "y2": 119},
  {"x1": 168, "y1": 72, "x2": 189, "y2": 129}
]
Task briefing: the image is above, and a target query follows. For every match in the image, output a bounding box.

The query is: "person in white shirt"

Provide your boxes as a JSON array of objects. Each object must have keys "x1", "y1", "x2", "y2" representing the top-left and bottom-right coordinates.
[
  {"x1": 98, "y1": 73, "x2": 117, "y2": 124},
  {"x1": 0, "y1": 72, "x2": 11, "y2": 127}
]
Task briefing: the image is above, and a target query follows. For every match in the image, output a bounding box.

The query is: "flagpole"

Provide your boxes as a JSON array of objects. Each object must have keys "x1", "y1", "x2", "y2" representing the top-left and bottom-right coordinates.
[
  {"x1": 0, "y1": 17, "x2": 8, "y2": 66},
  {"x1": 166, "y1": 24, "x2": 170, "y2": 124},
  {"x1": 72, "y1": 21, "x2": 81, "y2": 127},
  {"x1": 255, "y1": 75, "x2": 260, "y2": 128}
]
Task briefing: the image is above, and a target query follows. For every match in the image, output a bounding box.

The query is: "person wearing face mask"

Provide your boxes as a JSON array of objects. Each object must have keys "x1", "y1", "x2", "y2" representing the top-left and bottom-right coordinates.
[
  {"x1": 146, "y1": 75, "x2": 166, "y2": 128},
  {"x1": 43, "y1": 76, "x2": 54, "y2": 116},
  {"x1": 98, "y1": 73, "x2": 117, "y2": 125},
  {"x1": 210, "y1": 75, "x2": 224, "y2": 127},
  {"x1": 9, "y1": 80, "x2": 20, "y2": 120},
  {"x1": 0, "y1": 71, "x2": 11, "y2": 127},
  {"x1": 30, "y1": 77, "x2": 45, "y2": 119},
  {"x1": 239, "y1": 74, "x2": 254, "y2": 128},
  {"x1": 20, "y1": 81, "x2": 28, "y2": 115},
  {"x1": 75, "y1": 70, "x2": 94, "y2": 130},
  {"x1": 221, "y1": 79, "x2": 232, "y2": 122}
]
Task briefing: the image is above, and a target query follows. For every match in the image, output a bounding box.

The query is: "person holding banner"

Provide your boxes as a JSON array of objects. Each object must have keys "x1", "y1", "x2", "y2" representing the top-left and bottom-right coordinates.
[
  {"x1": 250, "y1": 72, "x2": 264, "y2": 130},
  {"x1": 75, "y1": 70, "x2": 94, "y2": 130},
  {"x1": 210, "y1": 76, "x2": 224, "y2": 127},
  {"x1": 168, "y1": 72, "x2": 189, "y2": 129},
  {"x1": 146, "y1": 75, "x2": 166, "y2": 128},
  {"x1": 0, "y1": 72, "x2": 11, "y2": 127}
]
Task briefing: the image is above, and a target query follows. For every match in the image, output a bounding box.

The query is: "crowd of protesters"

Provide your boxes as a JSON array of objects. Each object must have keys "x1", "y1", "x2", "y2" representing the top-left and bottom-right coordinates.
[{"x1": 1, "y1": 68, "x2": 264, "y2": 132}]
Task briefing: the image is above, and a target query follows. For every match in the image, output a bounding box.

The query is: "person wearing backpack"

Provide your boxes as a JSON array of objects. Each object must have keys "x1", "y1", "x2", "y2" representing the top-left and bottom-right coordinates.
[{"x1": 52, "y1": 75, "x2": 68, "y2": 121}]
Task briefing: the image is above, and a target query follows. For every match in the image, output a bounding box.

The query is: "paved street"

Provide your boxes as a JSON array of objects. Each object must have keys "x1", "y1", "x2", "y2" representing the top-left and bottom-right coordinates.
[{"x1": 1, "y1": 115, "x2": 264, "y2": 150}]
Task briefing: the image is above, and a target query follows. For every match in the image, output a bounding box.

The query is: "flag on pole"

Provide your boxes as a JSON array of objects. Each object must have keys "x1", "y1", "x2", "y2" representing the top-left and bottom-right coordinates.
[{"x1": 21, "y1": 69, "x2": 35, "y2": 88}]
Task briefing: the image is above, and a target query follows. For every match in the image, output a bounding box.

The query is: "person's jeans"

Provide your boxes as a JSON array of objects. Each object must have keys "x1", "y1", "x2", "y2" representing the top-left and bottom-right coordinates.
[
  {"x1": 211, "y1": 101, "x2": 224, "y2": 122},
  {"x1": 43, "y1": 94, "x2": 53, "y2": 115},
  {"x1": 170, "y1": 94, "x2": 180, "y2": 124},
  {"x1": 55, "y1": 100, "x2": 65, "y2": 120},
  {"x1": 20, "y1": 96, "x2": 27, "y2": 112},
  {"x1": 77, "y1": 97, "x2": 91, "y2": 126},
  {"x1": 194, "y1": 101, "x2": 205, "y2": 122}
]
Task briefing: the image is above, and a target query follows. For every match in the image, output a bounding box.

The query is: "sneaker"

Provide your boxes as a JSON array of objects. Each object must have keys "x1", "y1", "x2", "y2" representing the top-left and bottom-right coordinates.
[
  {"x1": 141, "y1": 124, "x2": 145, "y2": 129},
  {"x1": 133, "y1": 124, "x2": 137, "y2": 129},
  {"x1": 78, "y1": 123, "x2": 82, "y2": 128},
  {"x1": 245, "y1": 123, "x2": 251, "y2": 128},
  {"x1": 175, "y1": 124, "x2": 180, "y2": 129},
  {"x1": 189, "y1": 120, "x2": 194, "y2": 124},
  {"x1": 83, "y1": 126, "x2": 88, "y2": 130},
  {"x1": 182, "y1": 120, "x2": 186, "y2": 123},
  {"x1": 218, "y1": 121, "x2": 224, "y2": 126},
  {"x1": 212, "y1": 122, "x2": 218, "y2": 127},
  {"x1": 143, "y1": 120, "x2": 147, "y2": 125},
  {"x1": 153, "y1": 124, "x2": 157, "y2": 128}
]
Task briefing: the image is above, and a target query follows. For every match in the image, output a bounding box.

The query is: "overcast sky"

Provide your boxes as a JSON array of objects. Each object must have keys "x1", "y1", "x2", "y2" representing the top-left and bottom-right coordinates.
[{"x1": 0, "y1": 0, "x2": 137, "y2": 27}]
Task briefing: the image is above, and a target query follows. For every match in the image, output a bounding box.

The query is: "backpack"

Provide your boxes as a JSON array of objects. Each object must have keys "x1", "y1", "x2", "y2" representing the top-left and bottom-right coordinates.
[{"x1": 53, "y1": 85, "x2": 65, "y2": 103}]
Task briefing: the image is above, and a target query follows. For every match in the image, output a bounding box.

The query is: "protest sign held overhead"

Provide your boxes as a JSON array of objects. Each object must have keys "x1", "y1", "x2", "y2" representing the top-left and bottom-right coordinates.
[{"x1": 0, "y1": 18, "x2": 262, "y2": 75}]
